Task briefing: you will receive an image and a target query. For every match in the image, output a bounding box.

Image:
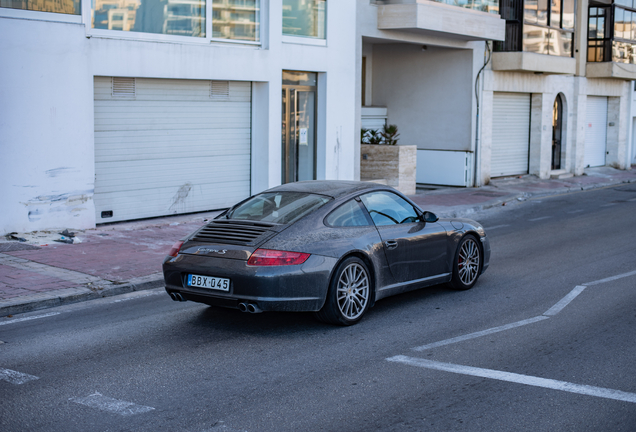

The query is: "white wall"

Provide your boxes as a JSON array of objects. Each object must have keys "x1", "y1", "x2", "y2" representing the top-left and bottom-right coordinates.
[
  {"x1": 371, "y1": 44, "x2": 475, "y2": 151},
  {"x1": 0, "y1": 0, "x2": 357, "y2": 234},
  {"x1": 0, "y1": 19, "x2": 95, "y2": 233}
]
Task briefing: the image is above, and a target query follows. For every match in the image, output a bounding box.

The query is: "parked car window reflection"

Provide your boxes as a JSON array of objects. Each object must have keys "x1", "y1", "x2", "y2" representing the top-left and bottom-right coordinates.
[
  {"x1": 325, "y1": 200, "x2": 371, "y2": 227},
  {"x1": 360, "y1": 191, "x2": 419, "y2": 226},
  {"x1": 227, "y1": 192, "x2": 330, "y2": 224}
]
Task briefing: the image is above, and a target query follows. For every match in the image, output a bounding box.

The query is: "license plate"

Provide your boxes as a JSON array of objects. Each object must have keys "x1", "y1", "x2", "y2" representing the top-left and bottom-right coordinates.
[{"x1": 187, "y1": 274, "x2": 230, "y2": 291}]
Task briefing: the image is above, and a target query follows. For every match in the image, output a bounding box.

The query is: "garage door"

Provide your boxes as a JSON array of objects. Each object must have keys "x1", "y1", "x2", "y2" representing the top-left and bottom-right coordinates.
[
  {"x1": 94, "y1": 77, "x2": 251, "y2": 223},
  {"x1": 584, "y1": 96, "x2": 608, "y2": 168},
  {"x1": 491, "y1": 92, "x2": 531, "y2": 177}
]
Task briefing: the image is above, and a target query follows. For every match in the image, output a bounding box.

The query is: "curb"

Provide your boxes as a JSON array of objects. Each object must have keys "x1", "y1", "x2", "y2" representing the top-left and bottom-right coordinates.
[{"x1": 0, "y1": 275, "x2": 164, "y2": 317}]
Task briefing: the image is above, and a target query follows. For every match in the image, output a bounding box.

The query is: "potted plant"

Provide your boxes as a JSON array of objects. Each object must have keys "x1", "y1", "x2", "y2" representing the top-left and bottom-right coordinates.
[{"x1": 360, "y1": 124, "x2": 416, "y2": 195}]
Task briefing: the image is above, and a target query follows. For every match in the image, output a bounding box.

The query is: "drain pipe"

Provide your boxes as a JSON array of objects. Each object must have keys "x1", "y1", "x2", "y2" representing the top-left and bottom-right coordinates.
[{"x1": 474, "y1": 41, "x2": 492, "y2": 187}]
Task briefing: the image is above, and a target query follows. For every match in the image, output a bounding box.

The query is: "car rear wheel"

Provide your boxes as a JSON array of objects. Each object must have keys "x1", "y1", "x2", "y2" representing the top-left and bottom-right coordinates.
[
  {"x1": 316, "y1": 257, "x2": 371, "y2": 326},
  {"x1": 448, "y1": 235, "x2": 481, "y2": 290}
]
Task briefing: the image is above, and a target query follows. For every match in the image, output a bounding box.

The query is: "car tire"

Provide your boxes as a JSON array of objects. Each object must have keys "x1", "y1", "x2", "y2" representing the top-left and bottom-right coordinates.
[
  {"x1": 448, "y1": 235, "x2": 482, "y2": 291},
  {"x1": 316, "y1": 256, "x2": 371, "y2": 326}
]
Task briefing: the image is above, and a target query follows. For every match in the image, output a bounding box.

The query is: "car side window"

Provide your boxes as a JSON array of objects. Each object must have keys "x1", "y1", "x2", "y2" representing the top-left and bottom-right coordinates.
[
  {"x1": 360, "y1": 191, "x2": 419, "y2": 226},
  {"x1": 325, "y1": 200, "x2": 372, "y2": 227}
]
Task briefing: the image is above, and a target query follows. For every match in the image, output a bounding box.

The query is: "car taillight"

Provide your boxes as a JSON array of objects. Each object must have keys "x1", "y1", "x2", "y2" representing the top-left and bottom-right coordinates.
[
  {"x1": 247, "y1": 249, "x2": 310, "y2": 266},
  {"x1": 168, "y1": 240, "x2": 184, "y2": 257}
]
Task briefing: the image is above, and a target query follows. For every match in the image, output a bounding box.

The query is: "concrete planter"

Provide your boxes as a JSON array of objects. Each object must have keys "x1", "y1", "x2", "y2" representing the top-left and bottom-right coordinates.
[{"x1": 360, "y1": 144, "x2": 417, "y2": 195}]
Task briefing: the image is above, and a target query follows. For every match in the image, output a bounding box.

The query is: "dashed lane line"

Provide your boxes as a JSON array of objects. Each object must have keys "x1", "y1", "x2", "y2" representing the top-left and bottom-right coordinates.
[
  {"x1": 528, "y1": 216, "x2": 552, "y2": 222},
  {"x1": 0, "y1": 312, "x2": 60, "y2": 326},
  {"x1": 0, "y1": 368, "x2": 40, "y2": 385},
  {"x1": 412, "y1": 270, "x2": 636, "y2": 352},
  {"x1": 69, "y1": 393, "x2": 155, "y2": 416},
  {"x1": 412, "y1": 316, "x2": 549, "y2": 352},
  {"x1": 483, "y1": 224, "x2": 510, "y2": 230},
  {"x1": 387, "y1": 356, "x2": 636, "y2": 404},
  {"x1": 543, "y1": 285, "x2": 587, "y2": 316},
  {"x1": 584, "y1": 269, "x2": 636, "y2": 286}
]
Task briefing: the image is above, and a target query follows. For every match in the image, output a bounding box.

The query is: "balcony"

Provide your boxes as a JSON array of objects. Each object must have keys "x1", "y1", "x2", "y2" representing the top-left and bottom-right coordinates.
[
  {"x1": 587, "y1": 3, "x2": 636, "y2": 80},
  {"x1": 492, "y1": 0, "x2": 576, "y2": 74},
  {"x1": 376, "y1": 0, "x2": 505, "y2": 42}
]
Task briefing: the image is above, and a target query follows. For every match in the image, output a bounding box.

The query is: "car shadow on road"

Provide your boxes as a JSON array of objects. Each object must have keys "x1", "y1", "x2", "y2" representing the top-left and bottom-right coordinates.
[{"x1": 180, "y1": 282, "x2": 465, "y2": 338}]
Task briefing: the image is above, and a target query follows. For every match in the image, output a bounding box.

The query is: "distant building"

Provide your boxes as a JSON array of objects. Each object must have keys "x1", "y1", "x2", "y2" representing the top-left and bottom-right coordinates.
[{"x1": 356, "y1": 0, "x2": 635, "y2": 187}]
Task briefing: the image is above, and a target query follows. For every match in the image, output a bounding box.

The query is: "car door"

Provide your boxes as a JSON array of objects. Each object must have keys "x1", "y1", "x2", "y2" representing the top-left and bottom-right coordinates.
[{"x1": 360, "y1": 191, "x2": 448, "y2": 283}]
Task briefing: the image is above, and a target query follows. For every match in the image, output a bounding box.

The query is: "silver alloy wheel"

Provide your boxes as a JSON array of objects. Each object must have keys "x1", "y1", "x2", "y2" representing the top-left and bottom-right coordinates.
[
  {"x1": 336, "y1": 262, "x2": 370, "y2": 320},
  {"x1": 458, "y1": 238, "x2": 480, "y2": 285}
]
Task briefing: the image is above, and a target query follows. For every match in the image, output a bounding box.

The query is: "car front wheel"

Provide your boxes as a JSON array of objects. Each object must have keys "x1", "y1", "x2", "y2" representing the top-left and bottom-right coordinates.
[
  {"x1": 316, "y1": 257, "x2": 371, "y2": 326},
  {"x1": 448, "y1": 235, "x2": 482, "y2": 290}
]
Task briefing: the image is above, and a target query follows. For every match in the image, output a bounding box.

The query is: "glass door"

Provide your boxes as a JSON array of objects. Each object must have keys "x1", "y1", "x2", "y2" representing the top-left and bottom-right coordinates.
[{"x1": 282, "y1": 71, "x2": 317, "y2": 183}]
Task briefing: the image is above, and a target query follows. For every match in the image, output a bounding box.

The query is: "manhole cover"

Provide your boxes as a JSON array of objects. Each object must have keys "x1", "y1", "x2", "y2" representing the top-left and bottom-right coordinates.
[{"x1": 0, "y1": 243, "x2": 41, "y2": 252}]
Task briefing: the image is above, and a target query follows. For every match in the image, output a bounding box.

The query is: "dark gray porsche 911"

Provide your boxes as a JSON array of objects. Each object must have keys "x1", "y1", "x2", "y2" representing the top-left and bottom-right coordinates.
[{"x1": 163, "y1": 181, "x2": 490, "y2": 325}]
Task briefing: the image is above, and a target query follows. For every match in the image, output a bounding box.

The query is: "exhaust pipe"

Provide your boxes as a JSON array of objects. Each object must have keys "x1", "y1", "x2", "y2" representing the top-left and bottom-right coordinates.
[
  {"x1": 238, "y1": 302, "x2": 248, "y2": 312},
  {"x1": 247, "y1": 304, "x2": 262, "y2": 314},
  {"x1": 169, "y1": 292, "x2": 185, "y2": 302}
]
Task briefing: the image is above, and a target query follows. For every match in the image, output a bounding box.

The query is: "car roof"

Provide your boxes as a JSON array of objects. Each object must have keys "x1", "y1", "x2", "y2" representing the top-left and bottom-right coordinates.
[{"x1": 265, "y1": 180, "x2": 386, "y2": 199}]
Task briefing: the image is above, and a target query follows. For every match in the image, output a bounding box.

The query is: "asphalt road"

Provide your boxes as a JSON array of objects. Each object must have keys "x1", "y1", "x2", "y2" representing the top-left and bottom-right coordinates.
[{"x1": 1, "y1": 185, "x2": 636, "y2": 431}]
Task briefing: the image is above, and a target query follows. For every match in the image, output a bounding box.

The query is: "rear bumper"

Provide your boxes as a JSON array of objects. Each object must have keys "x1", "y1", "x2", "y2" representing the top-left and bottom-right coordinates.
[{"x1": 163, "y1": 253, "x2": 337, "y2": 312}]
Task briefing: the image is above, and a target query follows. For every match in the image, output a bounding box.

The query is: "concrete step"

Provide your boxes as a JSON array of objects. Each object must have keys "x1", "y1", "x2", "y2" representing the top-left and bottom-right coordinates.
[{"x1": 550, "y1": 169, "x2": 573, "y2": 179}]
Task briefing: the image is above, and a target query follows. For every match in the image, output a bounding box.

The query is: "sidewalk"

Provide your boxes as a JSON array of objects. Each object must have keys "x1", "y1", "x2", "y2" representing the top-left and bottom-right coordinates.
[{"x1": 1, "y1": 166, "x2": 635, "y2": 317}]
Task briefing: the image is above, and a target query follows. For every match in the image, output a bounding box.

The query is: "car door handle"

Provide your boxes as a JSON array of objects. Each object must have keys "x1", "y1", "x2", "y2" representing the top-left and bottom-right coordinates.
[{"x1": 385, "y1": 240, "x2": 398, "y2": 250}]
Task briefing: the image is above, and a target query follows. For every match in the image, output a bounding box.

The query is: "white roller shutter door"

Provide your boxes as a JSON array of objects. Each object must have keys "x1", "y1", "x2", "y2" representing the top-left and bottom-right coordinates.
[
  {"x1": 94, "y1": 77, "x2": 251, "y2": 223},
  {"x1": 584, "y1": 96, "x2": 608, "y2": 168},
  {"x1": 491, "y1": 92, "x2": 531, "y2": 177}
]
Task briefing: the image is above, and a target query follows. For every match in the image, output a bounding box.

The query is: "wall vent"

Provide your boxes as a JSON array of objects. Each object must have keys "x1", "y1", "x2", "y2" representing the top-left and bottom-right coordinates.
[
  {"x1": 112, "y1": 77, "x2": 136, "y2": 98},
  {"x1": 210, "y1": 81, "x2": 230, "y2": 100}
]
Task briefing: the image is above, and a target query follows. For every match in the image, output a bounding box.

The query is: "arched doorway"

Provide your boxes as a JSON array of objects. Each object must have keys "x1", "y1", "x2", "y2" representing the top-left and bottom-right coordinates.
[{"x1": 552, "y1": 95, "x2": 563, "y2": 170}]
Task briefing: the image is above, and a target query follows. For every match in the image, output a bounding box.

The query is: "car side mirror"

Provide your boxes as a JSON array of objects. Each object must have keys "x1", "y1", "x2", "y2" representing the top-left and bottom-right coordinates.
[{"x1": 421, "y1": 211, "x2": 438, "y2": 223}]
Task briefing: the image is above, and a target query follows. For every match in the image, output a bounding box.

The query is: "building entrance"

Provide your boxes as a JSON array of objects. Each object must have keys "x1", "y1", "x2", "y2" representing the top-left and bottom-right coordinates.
[
  {"x1": 282, "y1": 71, "x2": 317, "y2": 183},
  {"x1": 552, "y1": 95, "x2": 563, "y2": 170}
]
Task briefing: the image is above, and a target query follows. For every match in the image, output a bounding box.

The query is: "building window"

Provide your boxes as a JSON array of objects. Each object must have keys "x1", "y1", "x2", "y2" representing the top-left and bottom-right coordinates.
[
  {"x1": 495, "y1": 0, "x2": 575, "y2": 57},
  {"x1": 589, "y1": 1, "x2": 636, "y2": 64},
  {"x1": 1, "y1": 0, "x2": 80, "y2": 14},
  {"x1": 92, "y1": 0, "x2": 205, "y2": 37},
  {"x1": 212, "y1": 0, "x2": 260, "y2": 42},
  {"x1": 283, "y1": 0, "x2": 326, "y2": 39}
]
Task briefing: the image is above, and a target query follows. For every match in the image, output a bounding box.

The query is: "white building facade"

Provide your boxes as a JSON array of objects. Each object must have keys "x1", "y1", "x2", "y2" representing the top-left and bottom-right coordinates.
[
  {"x1": 356, "y1": 0, "x2": 634, "y2": 188},
  {"x1": 480, "y1": 0, "x2": 635, "y2": 185},
  {"x1": 356, "y1": 0, "x2": 506, "y2": 187},
  {"x1": 0, "y1": 0, "x2": 357, "y2": 234}
]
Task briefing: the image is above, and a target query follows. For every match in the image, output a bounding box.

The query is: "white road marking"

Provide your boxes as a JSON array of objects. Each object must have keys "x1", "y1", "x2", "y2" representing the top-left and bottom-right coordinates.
[
  {"x1": 0, "y1": 312, "x2": 60, "y2": 326},
  {"x1": 528, "y1": 216, "x2": 551, "y2": 222},
  {"x1": 567, "y1": 209, "x2": 584, "y2": 214},
  {"x1": 484, "y1": 224, "x2": 510, "y2": 230},
  {"x1": 411, "y1": 269, "x2": 636, "y2": 352},
  {"x1": 412, "y1": 316, "x2": 549, "y2": 352},
  {"x1": 0, "y1": 368, "x2": 40, "y2": 384},
  {"x1": 584, "y1": 269, "x2": 636, "y2": 286},
  {"x1": 543, "y1": 286, "x2": 587, "y2": 316},
  {"x1": 70, "y1": 393, "x2": 154, "y2": 416},
  {"x1": 601, "y1": 203, "x2": 617, "y2": 207},
  {"x1": 387, "y1": 356, "x2": 636, "y2": 404}
]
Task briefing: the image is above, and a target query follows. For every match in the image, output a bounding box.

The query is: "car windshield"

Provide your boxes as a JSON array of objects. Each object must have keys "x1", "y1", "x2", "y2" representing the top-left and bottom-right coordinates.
[{"x1": 226, "y1": 192, "x2": 331, "y2": 224}]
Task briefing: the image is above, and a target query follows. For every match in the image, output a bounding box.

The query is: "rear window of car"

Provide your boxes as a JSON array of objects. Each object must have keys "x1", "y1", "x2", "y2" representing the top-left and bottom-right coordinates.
[
  {"x1": 325, "y1": 200, "x2": 371, "y2": 227},
  {"x1": 225, "y1": 192, "x2": 331, "y2": 225}
]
